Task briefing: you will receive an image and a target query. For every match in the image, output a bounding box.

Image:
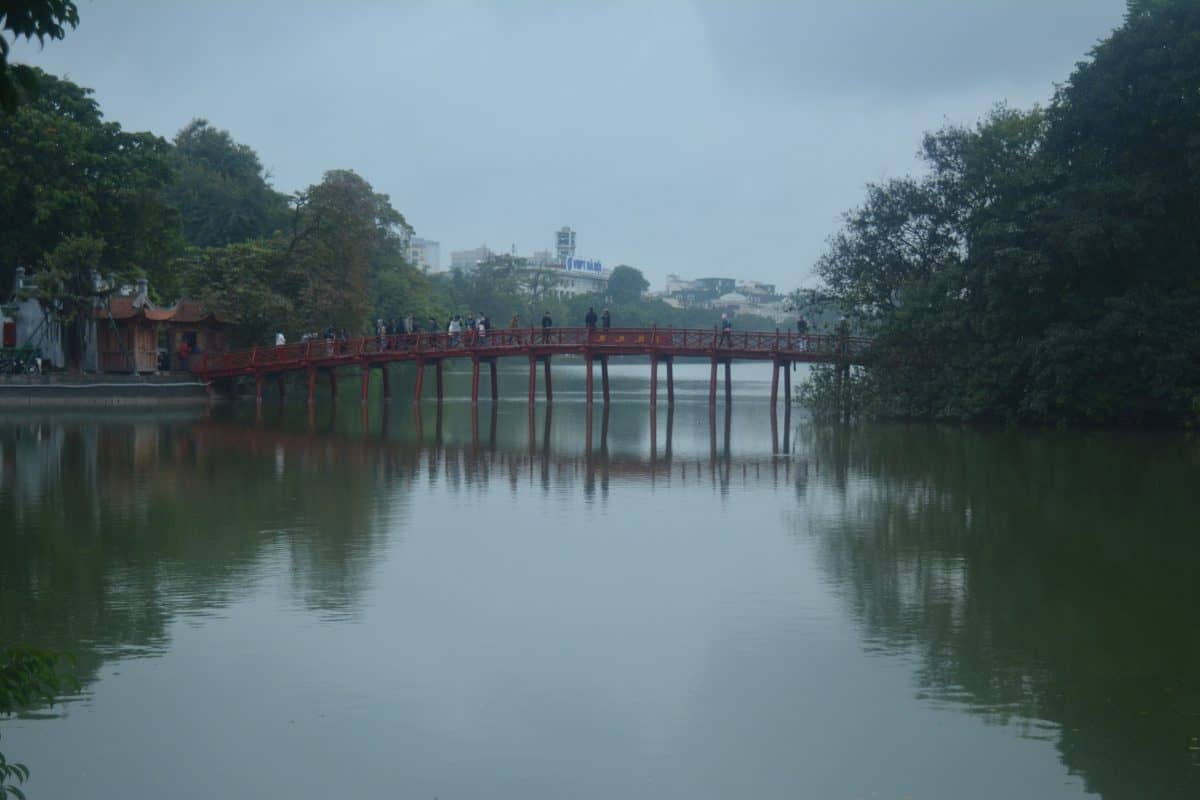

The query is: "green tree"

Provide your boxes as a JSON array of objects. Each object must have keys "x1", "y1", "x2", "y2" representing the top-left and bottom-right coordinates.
[
  {"x1": 433, "y1": 259, "x2": 525, "y2": 323},
  {"x1": 32, "y1": 235, "x2": 104, "y2": 370},
  {"x1": 186, "y1": 169, "x2": 431, "y2": 342},
  {"x1": 291, "y1": 169, "x2": 414, "y2": 334},
  {"x1": 166, "y1": 119, "x2": 289, "y2": 248},
  {"x1": 0, "y1": 0, "x2": 78, "y2": 112},
  {"x1": 606, "y1": 264, "x2": 649, "y2": 305},
  {"x1": 0, "y1": 70, "x2": 182, "y2": 297},
  {"x1": 809, "y1": 0, "x2": 1200, "y2": 426},
  {"x1": 1, "y1": 645, "x2": 73, "y2": 799},
  {"x1": 180, "y1": 238, "x2": 297, "y2": 347}
]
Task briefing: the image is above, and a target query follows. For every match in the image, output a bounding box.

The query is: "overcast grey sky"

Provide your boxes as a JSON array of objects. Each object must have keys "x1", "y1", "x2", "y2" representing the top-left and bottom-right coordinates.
[{"x1": 14, "y1": 0, "x2": 1127, "y2": 291}]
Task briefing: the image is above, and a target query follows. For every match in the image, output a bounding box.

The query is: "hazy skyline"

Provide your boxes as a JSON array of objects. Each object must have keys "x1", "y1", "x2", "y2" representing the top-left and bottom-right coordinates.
[{"x1": 13, "y1": 1, "x2": 1127, "y2": 291}]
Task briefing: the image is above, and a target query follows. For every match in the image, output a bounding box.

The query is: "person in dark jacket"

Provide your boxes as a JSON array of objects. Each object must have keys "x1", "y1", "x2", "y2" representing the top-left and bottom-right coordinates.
[
  {"x1": 600, "y1": 308, "x2": 611, "y2": 330},
  {"x1": 585, "y1": 307, "x2": 598, "y2": 330},
  {"x1": 541, "y1": 311, "x2": 553, "y2": 343}
]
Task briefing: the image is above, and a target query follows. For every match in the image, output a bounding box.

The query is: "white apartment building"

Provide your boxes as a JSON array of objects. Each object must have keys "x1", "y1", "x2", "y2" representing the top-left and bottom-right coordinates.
[
  {"x1": 407, "y1": 238, "x2": 441, "y2": 273},
  {"x1": 450, "y1": 245, "x2": 495, "y2": 271}
]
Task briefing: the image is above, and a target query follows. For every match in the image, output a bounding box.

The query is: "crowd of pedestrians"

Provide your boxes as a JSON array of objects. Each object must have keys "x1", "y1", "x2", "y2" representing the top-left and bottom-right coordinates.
[{"x1": 271, "y1": 308, "x2": 823, "y2": 351}]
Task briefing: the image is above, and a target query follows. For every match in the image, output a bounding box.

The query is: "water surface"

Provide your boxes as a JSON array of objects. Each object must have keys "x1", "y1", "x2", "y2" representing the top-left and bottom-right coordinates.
[{"x1": 2, "y1": 361, "x2": 1197, "y2": 799}]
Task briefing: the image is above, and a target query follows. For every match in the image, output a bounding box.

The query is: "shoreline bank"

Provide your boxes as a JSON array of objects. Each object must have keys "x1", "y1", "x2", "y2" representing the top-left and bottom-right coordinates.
[{"x1": 0, "y1": 373, "x2": 225, "y2": 407}]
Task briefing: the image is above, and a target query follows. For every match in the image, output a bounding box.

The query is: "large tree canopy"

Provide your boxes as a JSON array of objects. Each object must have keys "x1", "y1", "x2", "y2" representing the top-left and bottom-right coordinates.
[
  {"x1": 184, "y1": 169, "x2": 429, "y2": 344},
  {"x1": 166, "y1": 118, "x2": 289, "y2": 248},
  {"x1": 0, "y1": 0, "x2": 78, "y2": 112},
  {"x1": 0, "y1": 69, "x2": 181, "y2": 293},
  {"x1": 814, "y1": 0, "x2": 1200, "y2": 426},
  {"x1": 606, "y1": 264, "x2": 649, "y2": 305}
]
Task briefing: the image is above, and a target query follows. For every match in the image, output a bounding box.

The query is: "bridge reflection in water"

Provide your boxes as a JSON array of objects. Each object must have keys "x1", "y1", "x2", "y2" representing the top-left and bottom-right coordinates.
[{"x1": 201, "y1": 396, "x2": 805, "y2": 496}]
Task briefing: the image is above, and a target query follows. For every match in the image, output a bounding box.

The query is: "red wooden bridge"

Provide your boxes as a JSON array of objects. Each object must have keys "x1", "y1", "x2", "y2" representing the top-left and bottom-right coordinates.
[{"x1": 193, "y1": 327, "x2": 870, "y2": 409}]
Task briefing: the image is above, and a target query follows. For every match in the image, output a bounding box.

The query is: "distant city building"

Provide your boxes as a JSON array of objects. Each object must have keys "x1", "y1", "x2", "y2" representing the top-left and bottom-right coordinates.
[
  {"x1": 736, "y1": 280, "x2": 777, "y2": 302},
  {"x1": 458, "y1": 226, "x2": 609, "y2": 297},
  {"x1": 407, "y1": 238, "x2": 440, "y2": 273},
  {"x1": 527, "y1": 249, "x2": 554, "y2": 267},
  {"x1": 660, "y1": 274, "x2": 791, "y2": 321},
  {"x1": 450, "y1": 245, "x2": 495, "y2": 271},
  {"x1": 555, "y1": 226, "x2": 576, "y2": 263}
]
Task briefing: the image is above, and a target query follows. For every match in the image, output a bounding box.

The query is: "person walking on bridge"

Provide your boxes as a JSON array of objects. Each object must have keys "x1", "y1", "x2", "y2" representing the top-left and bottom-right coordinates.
[
  {"x1": 508, "y1": 313, "x2": 520, "y2": 344},
  {"x1": 601, "y1": 308, "x2": 611, "y2": 331},
  {"x1": 541, "y1": 310, "x2": 553, "y2": 343},
  {"x1": 584, "y1": 306, "x2": 598, "y2": 342},
  {"x1": 719, "y1": 313, "x2": 733, "y2": 347},
  {"x1": 796, "y1": 315, "x2": 809, "y2": 352}
]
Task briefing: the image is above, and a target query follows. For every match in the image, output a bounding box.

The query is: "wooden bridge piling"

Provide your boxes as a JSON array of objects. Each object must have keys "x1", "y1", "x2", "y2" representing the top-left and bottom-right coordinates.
[
  {"x1": 724, "y1": 359, "x2": 732, "y2": 406},
  {"x1": 770, "y1": 360, "x2": 780, "y2": 409},
  {"x1": 527, "y1": 356, "x2": 536, "y2": 405},
  {"x1": 471, "y1": 357, "x2": 481, "y2": 407},
  {"x1": 709, "y1": 358, "x2": 718, "y2": 406},
  {"x1": 489, "y1": 359, "x2": 498, "y2": 402},
  {"x1": 413, "y1": 360, "x2": 424, "y2": 404},
  {"x1": 543, "y1": 356, "x2": 553, "y2": 403},
  {"x1": 666, "y1": 357, "x2": 674, "y2": 405},
  {"x1": 360, "y1": 364, "x2": 370, "y2": 405},
  {"x1": 435, "y1": 360, "x2": 444, "y2": 404},
  {"x1": 329, "y1": 369, "x2": 338, "y2": 404},
  {"x1": 650, "y1": 355, "x2": 659, "y2": 408},
  {"x1": 585, "y1": 355, "x2": 594, "y2": 407},
  {"x1": 601, "y1": 357, "x2": 610, "y2": 404},
  {"x1": 381, "y1": 364, "x2": 391, "y2": 400}
]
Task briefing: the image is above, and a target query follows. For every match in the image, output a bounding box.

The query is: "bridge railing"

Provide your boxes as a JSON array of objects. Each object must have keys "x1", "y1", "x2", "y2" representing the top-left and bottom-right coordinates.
[{"x1": 195, "y1": 328, "x2": 873, "y2": 375}]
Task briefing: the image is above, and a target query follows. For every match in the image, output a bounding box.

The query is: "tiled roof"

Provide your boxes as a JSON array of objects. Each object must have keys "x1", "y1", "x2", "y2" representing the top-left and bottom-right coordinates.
[{"x1": 96, "y1": 297, "x2": 221, "y2": 324}]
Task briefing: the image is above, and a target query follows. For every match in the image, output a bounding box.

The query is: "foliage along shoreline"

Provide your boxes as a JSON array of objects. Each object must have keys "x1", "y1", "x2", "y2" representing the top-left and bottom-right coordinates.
[
  {"x1": 803, "y1": 0, "x2": 1200, "y2": 428},
  {"x1": 1, "y1": 71, "x2": 778, "y2": 373}
]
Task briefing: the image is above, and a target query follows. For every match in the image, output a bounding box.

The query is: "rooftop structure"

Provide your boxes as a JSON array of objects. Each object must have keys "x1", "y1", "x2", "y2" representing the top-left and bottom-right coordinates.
[{"x1": 555, "y1": 226, "x2": 576, "y2": 263}]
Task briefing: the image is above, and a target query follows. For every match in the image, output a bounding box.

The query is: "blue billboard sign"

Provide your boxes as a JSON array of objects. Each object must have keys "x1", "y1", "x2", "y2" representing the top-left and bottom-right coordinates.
[{"x1": 566, "y1": 257, "x2": 603, "y2": 274}]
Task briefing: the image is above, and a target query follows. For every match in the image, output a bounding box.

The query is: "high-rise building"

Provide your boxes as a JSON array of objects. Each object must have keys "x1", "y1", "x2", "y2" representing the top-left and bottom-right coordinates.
[
  {"x1": 555, "y1": 226, "x2": 576, "y2": 263},
  {"x1": 408, "y1": 238, "x2": 441, "y2": 273},
  {"x1": 449, "y1": 245, "x2": 495, "y2": 271},
  {"x1": 527, "y1": 249, "x2": 554, "y2": 267}
]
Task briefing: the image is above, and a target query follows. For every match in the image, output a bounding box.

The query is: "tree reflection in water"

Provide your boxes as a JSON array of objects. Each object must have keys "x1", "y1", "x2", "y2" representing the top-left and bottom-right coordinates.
[
  {"x1": 795, "y1": 423, "x2": 1200, "y2": 800},
  {"x1": 4, "y1": 405, "x2": 1196, "y2": 799}
]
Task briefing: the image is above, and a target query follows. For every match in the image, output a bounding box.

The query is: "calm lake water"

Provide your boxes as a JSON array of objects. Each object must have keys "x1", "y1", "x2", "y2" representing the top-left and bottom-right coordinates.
[{"x1": 2, "y1": 361, "x2": 1198, "y2": 799}]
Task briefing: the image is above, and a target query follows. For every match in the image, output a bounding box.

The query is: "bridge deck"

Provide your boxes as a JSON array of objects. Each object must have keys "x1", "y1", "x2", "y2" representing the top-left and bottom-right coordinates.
[
  {"x1": 192, "y1": 327, "x2": 868, "y2": 409},
  {"x1": 195, "y1": 327, "x2": 867, "y2": 378}
]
